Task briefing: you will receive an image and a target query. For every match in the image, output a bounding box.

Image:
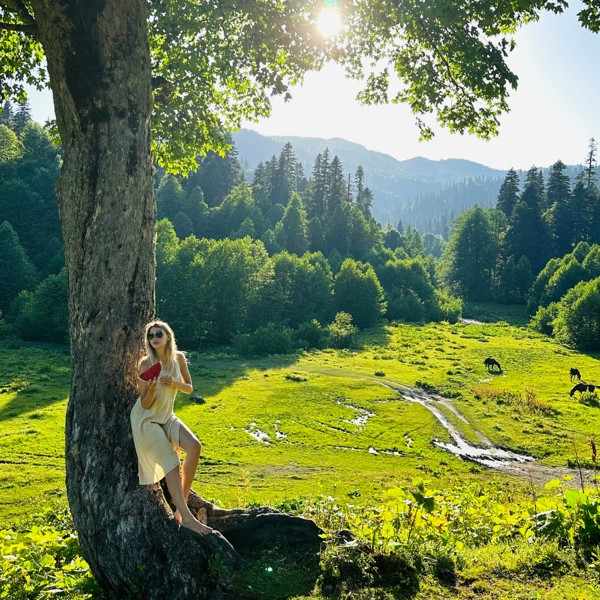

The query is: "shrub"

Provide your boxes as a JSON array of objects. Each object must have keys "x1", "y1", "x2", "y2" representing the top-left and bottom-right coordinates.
[
  {"x1": 295, "y1": 319, "x2": 328, "y2": 350},
  {"x1": 530, "y1": 302, "x2": 559, "y2": 336},
  {"x1": 577, "y1": 391, "x2": 600, "y2": 408},
  {"x1": 473, "y1": 386, "x2": 555, "y2": 416},
  {"x1": 0, "y1": 310, "x2": 14, "y2": 340},
  {"x1": 10, "y1": 269, "x2": 68, "y2": 344},
  {"x1": 0, "y1": 505, "x2": 99, "y2": 599},
  {"x1": 553, "y1": 277, "x2": 600, "y2": 350},
  {"x1": 433, "y1": 289, "x2": 462, "y2": 323},
  {"x1": 327, "y1": 312, "x2": 357, "y2": 349},
  {"x1": 233, "y1": 323, "x2": 293, "y2": 356}
]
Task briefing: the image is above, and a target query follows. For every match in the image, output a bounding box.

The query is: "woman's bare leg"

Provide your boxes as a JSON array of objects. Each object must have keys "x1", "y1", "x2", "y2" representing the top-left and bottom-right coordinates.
[
  {"x1": 165, "y1": 466, "x2": 212, "y2": 536},
  {"x1": 179, "y1": 424, "x2": 202, "y2": 502}
]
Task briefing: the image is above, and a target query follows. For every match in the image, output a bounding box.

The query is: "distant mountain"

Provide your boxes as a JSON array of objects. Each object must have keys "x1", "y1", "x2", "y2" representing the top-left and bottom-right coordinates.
[
  {"x1": 233, "y1": 129, "x2": 506, "y2": 228},
  {"x1": 232, "y1": 129, "x2": 594, "y2": 233}
]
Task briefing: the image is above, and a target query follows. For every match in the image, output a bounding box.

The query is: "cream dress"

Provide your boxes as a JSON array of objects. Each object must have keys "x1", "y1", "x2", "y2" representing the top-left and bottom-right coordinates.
[{"x1": 130, "y1": 358, "x2": 184, "y2": 485}]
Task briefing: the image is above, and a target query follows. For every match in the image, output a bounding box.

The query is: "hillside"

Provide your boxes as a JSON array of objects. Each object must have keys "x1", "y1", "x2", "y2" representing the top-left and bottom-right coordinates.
[
  {"x1": 233, "y1": 129, "x2": 506, "y2": 227},
  {"x1": 234, "y1": 130, "x2": 597, "y2": 233},
  {"x1": 3, "y1": 320, "x2": 600, "y2": 598}
]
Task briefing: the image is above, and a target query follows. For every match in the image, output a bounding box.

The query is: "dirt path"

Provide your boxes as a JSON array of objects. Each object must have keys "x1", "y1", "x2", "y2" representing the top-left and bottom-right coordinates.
[
  {"x1": 300, "y1": 365, "x2": 596, "y2": 488},
  {"x1": 382, "y1": 381, "x2": 595, "y2": 487}
]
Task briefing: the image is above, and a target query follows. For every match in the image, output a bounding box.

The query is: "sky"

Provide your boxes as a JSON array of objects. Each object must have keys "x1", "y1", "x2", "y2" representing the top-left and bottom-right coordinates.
[{"x1": 27, "y1": 2, "x2": 600, "y2": 172}]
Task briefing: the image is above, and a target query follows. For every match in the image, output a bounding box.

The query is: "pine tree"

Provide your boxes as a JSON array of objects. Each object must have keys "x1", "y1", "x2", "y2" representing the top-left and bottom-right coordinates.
[
  {"x1": 276, "y1": 193, "x2": 308, "y2": 255},
  {"x1": 354, "y1": 166, "x2": 364, "y2": 204},
  {"x1": 585, "y1": 138, "x2": 597, "y2": 190},
  {"x1": 403, "y1": 226, "x2": 424, "y2": 258},
  {"x1": 327, "y1": 155, "x2": 346, "y2": 215},
  {"x1": 156, "y1": 174, "x2": 186, "y2": 221},
  {"x1": 172, "y1": 211, "x2": 194, "y2": 239},
  {"x1": 307, "y1": 216, "x2": 325, "y2": 253},
  {"x1": 235, "y1": 217, "x2": 257, "y2": 239},
  {"x1": 354, "y1": 165, "x2": 374, "y2": 219},
  {"x1": 185, "y1": 135, "x2": 243, "y2": 206},
  {"x1": 503, "y1": 167, "x2": 551, "y2": 274},
  {"x1": 582, "y1": 139, "x2": 600, "y2": 244},
  {"x1": 271, "y1": 142, "x2": 298, "y2": 206},
  {"x1": 0, "y1": 101, "x2": 13, "y2": 128},
  {"x1": 184, "y1": 186, "x2": 209, "y2": 238},
  {"x1": 496, "y1": 168, "x2": 520, "y2": 217},
  {"x1": 438, "y1": 206, "x2": 498, "y2": 301},
  {"x1": 359, "y1": 187, "x2": 374, "y2": 219},
  {"x1": 13, "y1": 100, "x2": 31, "y2": 135},
  {"x1": 570, "y1": 179, "x2": 595, "y2": 244},
  {"x1": 306, "y1": 151, "x2": 329, "y2": 219},
  {"x1": 545, "y1": 160, "x2": 574, "y2": 256}
]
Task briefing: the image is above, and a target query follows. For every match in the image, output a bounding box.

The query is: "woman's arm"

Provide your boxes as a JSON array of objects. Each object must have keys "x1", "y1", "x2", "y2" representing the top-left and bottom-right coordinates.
[{"x1": 163, "y1": 352, "x2": 193, "y2": 395}]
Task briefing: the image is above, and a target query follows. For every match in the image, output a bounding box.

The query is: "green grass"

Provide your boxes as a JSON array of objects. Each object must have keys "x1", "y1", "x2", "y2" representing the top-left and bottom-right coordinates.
[
  {"x1": 2, "y1": 313, "x2": 600, "y2": 597},
  {"x1": 0, "y1": 343, "x2": 70, "y2": 523},
  {"x1": 2, "y1": 319, "x2": 600, "y2": 523}
]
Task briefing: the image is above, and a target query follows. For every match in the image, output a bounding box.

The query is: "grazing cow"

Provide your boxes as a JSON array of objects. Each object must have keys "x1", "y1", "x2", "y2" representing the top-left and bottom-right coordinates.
[
  {"x1": 570, "y1": 383, "x2": 596, "y2": 396},
  {"x1": 570, "y1": 368, "x2": 582, "y2": 381},
  {"x1": 484, "y1": 357, "x2": 502, "y2": 372}
]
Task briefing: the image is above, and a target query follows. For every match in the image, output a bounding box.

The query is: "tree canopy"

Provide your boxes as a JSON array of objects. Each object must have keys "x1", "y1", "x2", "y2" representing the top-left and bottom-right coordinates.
[{"x1": 4, "y1": 1, "x2": 598, "y2": 172}]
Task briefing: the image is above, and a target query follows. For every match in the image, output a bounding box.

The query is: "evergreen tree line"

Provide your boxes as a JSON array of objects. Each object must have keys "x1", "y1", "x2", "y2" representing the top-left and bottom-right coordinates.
[
  {"x1": 394, "y1": 176, "x2": 503, "y2": 238},
  {"x1": 156, "y1": 141, "x2": 380, "y2": 261},
  {"x1": 154, "y1": 218, "x2": 460, "y2": 352},
  {"x1": 0, "y1": 101, "x2": 64, "y2": 339},
  {"x1": 437, "y1": 142, "x2": 600, "y2": 349}
]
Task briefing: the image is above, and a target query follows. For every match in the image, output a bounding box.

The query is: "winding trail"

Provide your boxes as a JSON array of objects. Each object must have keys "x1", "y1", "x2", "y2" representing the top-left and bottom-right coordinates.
[
  {"x1": 378, "y1": 381, "x2": 585, "y2": 485},
  {"x1": 299, "y1": 364, "x2": 594, "y2": 486}
]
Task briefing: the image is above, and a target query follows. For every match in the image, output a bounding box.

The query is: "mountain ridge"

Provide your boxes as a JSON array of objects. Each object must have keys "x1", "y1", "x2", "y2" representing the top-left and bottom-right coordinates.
[
  {"x1": 232, "y1": 129, "x2": 592, "y2": 232},
  {"x1": 233, "y1": 128, "x2": 506, "y2": 226}
]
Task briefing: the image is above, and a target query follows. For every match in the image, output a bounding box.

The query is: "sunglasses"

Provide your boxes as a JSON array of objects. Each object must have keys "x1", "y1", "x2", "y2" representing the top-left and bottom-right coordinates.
[{"x1": 147, "y1": 331, "x2": 165, "y2": 340}]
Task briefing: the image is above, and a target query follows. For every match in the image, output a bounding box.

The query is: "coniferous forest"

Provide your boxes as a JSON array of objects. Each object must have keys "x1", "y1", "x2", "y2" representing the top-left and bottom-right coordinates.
[{"x1": 1, "y1": 101, "x2": 600, "y2": 354}]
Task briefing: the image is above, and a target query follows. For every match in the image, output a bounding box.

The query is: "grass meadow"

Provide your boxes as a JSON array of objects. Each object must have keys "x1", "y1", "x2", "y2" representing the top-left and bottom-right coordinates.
[{"x1": 2, "y1": 307, "x2": 600, "y2": 598}]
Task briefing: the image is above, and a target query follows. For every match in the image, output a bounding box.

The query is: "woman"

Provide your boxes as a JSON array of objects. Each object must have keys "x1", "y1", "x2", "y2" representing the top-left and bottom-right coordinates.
[{"x1": 130, "y1": 320, "x2": 212, "y2": 536}]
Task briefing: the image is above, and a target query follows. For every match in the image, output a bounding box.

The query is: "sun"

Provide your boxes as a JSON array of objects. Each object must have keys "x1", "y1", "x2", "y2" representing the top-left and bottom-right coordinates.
[{"x1": 317, "y1": 6, "x2": 342, "y2": 38}]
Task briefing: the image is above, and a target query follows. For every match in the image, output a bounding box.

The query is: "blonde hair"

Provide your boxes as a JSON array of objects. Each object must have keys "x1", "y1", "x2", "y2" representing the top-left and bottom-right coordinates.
[{"x1": 143, "y1": 320, "x2": 179, "y2": 369}]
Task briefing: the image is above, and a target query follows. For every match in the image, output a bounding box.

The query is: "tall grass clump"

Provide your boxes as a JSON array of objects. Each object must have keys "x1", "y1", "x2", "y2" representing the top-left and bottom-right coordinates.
[{"x1": 473, "y1": 385, "x2": 557, "y2": 416}]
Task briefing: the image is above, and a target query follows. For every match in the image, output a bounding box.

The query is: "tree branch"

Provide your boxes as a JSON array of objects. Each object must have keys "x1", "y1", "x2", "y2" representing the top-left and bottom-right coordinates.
[
  {"x1": 0, "y1": 0, "x2": 37, "y2": 34},
  {"x1": 405, "y1": 4, "x2": 469, "y2": 100},
  {"x1": 0, "y1": 20, "x2": 36, "y2": 33}
]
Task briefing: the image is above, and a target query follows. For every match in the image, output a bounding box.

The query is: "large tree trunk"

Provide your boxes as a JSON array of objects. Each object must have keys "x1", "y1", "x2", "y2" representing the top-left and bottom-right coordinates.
[
  {"x1": 30, "y1": 2, "x2": 321, "y2": 598},
  {"x1": 31, "y1": 1, "x2": 238, "y2": 597}
]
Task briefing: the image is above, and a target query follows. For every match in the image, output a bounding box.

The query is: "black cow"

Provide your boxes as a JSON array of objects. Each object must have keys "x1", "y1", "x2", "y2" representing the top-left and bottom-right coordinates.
[
  {"x1": 570, "y1": 368, "x2": 582, "y2": 381},
  {"x1": 484, "y1": 357, "x2": 502, "y2": 372},
  {"x1": 570, "y1": 383, "x2": 596, "y2": 396}
]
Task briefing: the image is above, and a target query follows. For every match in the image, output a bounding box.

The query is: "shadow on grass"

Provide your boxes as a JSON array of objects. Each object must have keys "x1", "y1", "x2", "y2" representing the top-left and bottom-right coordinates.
[
  {"x1": 186, "y1": 352, "x2": 301, "y2": 398},
  {"x1": 0, "y1": 342, "x2": 70, "y2": 422},
  {"x1": 462, "y1": 302, "x2": 530, "y2": 327},
  {"x1": 354, "y1": 323, "x2": 394, "y2": 349},
  {"x1": 231, "y1": 541, "x2": 322, "y2": 600}
]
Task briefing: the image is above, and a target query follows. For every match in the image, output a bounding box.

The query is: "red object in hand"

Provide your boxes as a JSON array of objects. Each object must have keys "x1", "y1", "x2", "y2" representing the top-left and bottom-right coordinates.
[{"x1": 139, "y1": 362, "x2": 162, "y2": 381}]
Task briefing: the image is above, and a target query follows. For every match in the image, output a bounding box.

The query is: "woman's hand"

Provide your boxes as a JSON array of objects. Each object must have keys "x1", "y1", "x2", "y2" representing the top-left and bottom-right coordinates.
[
  {"x1": 159, "y1": 374, "x2": 173, "y2": 387},
  {"x1": 140, "y1": 377, "x2": 159, "y2": 409}
]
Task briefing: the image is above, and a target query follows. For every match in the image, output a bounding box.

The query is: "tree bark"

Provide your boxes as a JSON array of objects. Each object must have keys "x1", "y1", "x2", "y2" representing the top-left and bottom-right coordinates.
[{"x1": 30, "y1": 2, "x2": 322, "y2": 597}]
